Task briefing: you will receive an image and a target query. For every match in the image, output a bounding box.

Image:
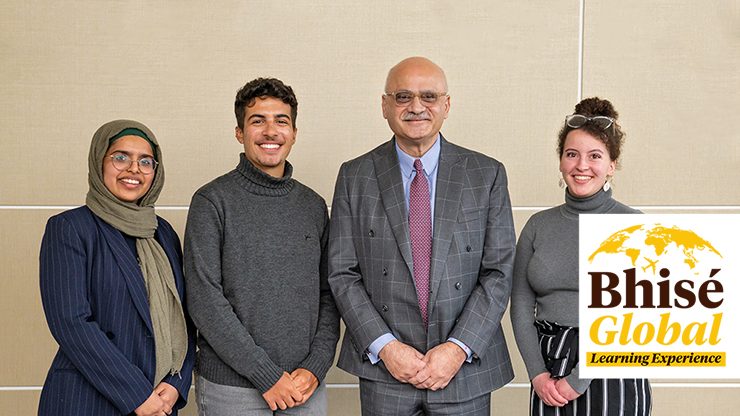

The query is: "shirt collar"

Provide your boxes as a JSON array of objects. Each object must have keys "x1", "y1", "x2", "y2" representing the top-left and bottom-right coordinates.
[{"x1": 395, "y1": 134, "x2": 441, "y2": 179}]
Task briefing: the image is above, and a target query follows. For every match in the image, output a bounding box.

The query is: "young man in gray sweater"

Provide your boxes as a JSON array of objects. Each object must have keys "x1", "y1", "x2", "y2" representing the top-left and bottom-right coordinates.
[{"x1": 184, "y1": 78, "x2": 339, "y2": 415}]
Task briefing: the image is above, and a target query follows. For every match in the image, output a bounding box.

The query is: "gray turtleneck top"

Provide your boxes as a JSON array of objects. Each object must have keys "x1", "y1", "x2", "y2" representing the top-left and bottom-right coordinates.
[
  {"x1": 184, "y1": 154, "x2": 340, "y2": 393},
  {"x1": 510, "y1": 188, "x2": 638, "y2": 393}
]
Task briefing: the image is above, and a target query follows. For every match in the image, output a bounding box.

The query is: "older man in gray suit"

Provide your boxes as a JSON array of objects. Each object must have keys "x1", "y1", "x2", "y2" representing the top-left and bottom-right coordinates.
[{"x1": 328, "y1": 56, "x2": 516, "y2": 415}]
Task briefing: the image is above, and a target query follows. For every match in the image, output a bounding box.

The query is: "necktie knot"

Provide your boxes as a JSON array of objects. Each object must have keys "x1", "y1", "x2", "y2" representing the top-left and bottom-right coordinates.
[{"x1": 413, "y1": 159, "x2": 424, "y2": 174}]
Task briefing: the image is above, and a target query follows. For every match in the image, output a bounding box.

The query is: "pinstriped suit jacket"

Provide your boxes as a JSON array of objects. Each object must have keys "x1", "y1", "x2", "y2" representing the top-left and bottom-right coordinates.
[
  {"x1": 328, "y1": 136, "x2": 516, "y2": 403},
  {"x1": 38, "y1": 206, "x2": 195, "y2": 415}
]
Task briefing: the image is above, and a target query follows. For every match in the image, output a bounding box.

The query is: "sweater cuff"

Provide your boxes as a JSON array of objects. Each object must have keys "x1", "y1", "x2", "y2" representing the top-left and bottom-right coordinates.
[
  {"x1": 565, "y1": 373, "x2": 591, "y2": 394},
  {"x1": 248, "y1": 361, "x2": 285, "y2": 393},
  {"x1": 526, "y1": 364, "x2": 549, "y2": 382},
  {"x1": 299, "y1": 353, "x2": 334, "y2": 383}
]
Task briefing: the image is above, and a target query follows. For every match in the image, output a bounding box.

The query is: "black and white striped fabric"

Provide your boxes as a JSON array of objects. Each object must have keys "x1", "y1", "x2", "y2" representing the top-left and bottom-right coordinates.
[
  {"x1": 535, "y1": 321, "x2": 579, "y2": 378},
  {"x1": 530, "y1": 320, "x2": 652, "y2": 416}
]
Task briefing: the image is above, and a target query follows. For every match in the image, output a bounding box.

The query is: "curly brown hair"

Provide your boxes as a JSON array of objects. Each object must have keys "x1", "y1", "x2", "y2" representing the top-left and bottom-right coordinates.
[
  {"x1": 235, "y1": 78, "x2": 298, "y2": 129},
  {"x1": 557, "y1": 97, "x2": 624, "y2": 162}
]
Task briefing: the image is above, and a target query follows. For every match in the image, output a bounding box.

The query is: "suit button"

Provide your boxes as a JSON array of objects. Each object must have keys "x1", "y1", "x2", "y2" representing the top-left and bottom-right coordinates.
[
  {"x1": 466, "y1": 245, "x2": 472, "y2": 252},
  {"x1": 455, "y1": 282, "x2": 462, "y2": 290},
  {"x1": 382, "y1": 305, "x2": 389, "y2": 312},
  {"x1": 368, "y1": 229, "x2": 375, "y2": 237},
  {"x1": 382, "y1": 268, "x2": 387, "y2": 276}
]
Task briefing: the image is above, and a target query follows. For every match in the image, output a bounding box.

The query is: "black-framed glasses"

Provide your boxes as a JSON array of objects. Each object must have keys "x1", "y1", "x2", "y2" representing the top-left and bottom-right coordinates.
[
  {"x1": 384, "y1": 90, "x2": 448, "y2": 106},
  {"x1": 565, "y1": 114, "x2": 614, "y2": 130},
  {"x1": 107, "y1": 152, "x2": 158, "y2": 175}
]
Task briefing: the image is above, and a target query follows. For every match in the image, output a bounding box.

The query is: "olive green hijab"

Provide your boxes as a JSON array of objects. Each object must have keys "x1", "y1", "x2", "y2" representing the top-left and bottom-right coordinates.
[{"x1": 86, "y1": 119, "x2": 187, "y2": 384}]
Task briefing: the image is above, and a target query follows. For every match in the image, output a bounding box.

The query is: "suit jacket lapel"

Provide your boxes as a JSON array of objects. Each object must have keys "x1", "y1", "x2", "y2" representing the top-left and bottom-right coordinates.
[
  {"x1": 93, "y1": 215, "x2": 154, "y2": 333},
  {"x1": 373, "y1": 139, "x2": 414, "y2": 276},
  {"x1": 429, "y1": 138, "x2": 466, "y2": 308}
]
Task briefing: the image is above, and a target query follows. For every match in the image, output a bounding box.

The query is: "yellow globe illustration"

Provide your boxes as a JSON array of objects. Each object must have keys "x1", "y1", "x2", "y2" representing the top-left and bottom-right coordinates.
[{"x1": 588, "y1": 224, "x2": 722, "y2": 274}]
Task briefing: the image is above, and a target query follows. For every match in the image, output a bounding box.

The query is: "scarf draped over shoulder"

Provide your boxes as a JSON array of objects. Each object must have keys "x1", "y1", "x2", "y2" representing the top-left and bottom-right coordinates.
[{"x1": 86, "y1": 119, "x2": 187, "y2": 384}]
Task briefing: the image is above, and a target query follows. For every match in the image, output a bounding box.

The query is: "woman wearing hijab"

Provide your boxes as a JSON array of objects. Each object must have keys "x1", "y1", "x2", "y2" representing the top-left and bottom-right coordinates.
[
  {"x1": 510, "y1": 98, "x2": 651, "y2": 415},
  {"x1": 38, "y1": 120, "x2": 195, "y2": 416}
]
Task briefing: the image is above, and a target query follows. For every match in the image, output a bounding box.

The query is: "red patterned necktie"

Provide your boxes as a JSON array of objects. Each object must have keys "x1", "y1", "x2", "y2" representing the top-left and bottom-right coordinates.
[{"x1": 409, "y1": 159, "x2": 432, "y2": 326}]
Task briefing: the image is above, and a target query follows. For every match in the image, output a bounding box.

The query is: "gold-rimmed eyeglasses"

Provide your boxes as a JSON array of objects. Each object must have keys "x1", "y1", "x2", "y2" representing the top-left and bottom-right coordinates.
[
  {"x1": 384, "y1": 90, "x2": 448, "y2": 106},
  {"x1": 107, "y1": 152, "x2": 158, "y2": 175}
]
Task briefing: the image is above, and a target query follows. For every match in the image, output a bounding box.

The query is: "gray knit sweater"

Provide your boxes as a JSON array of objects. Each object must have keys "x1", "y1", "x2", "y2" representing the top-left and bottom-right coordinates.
[
  {"x1": 184, "y1": 154, "x2": 339, "y2": 393},
  {"x1": 510, "y1": 188, "x2": 638, "y2": 394}
]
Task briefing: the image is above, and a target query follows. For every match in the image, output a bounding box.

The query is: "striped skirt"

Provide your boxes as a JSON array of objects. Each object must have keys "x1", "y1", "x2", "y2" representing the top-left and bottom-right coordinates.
[{"x1": 530, "y1": 321, "x2": 652, "y2": 416}]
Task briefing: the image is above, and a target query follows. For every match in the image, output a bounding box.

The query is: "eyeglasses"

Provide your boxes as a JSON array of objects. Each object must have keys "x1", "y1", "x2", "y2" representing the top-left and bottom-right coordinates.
[
  {"x1": 384, "y1": 90, "x2": 448, "y2": 106},
  {"x1": 107, "y1": 152, "x2": 158, "y2": 175},
  {"x1": 565, "y1": 114, "x2": 615, "y2": 130}
]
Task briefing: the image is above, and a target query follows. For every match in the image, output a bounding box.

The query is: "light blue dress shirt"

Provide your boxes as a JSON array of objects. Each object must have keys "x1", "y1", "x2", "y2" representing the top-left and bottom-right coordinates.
[
  {"x1": 396, "y1": 135, "x2": 440, "y2": 231},
  {"x1": 366, "y1": 135, "x2": 472, "y2": 364}
]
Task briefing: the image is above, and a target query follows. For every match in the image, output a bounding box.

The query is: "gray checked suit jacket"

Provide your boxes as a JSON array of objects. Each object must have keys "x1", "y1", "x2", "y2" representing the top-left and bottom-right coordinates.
[{"x1": 328, "y1": 136, "x2": 515, "y2": 403}]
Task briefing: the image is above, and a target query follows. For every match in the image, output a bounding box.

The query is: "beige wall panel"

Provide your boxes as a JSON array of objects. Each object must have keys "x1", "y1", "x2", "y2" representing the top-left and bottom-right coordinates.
[
  {"x1": 0, "y1": 210, "x2": 58, "y2": 385},
  {"x1": 583, "y1": 1, "x2": 740, "y2": 206},
  {"x1": 0, "y1": 391, "x2": 42, "y2": 415},
  {"x1": 157, "y1": 209, "x2": 188, "y2": 240},
  {"x1": 180, "y1": 400, "x2": 196, "y2": 416},
  {"x1": 327, "y1": 387, "x2": 362, "y2": 416},
  {"x1": 492, "y1": 386, "x2": 530, "y2": 414},
  {"x1": 650, "y1": 386, "x2": 739, "y2": 414},
  {"x1": 1, "y1": 1, "x2": 577, "y2": 207},
  {"x1": 326, "y1": 364, "x2": 358, "y2": 385},
  {"x1": 514, "y1": 209, "x2": 538, "y2": 235}
]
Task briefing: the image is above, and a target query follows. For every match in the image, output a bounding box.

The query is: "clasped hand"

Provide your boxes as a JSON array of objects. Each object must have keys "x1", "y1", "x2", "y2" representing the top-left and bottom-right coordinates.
[
  {"x1": 261, "y1": 369, "x2": 319, "y2": 411},
  {"x1": 531, "y1": 372, "x2": 581, "y2": 407},
  {"x1": 378, "y1": 340, "x2": 466, "y2": 391},
  {"x1": 134, "y1": 382, "x2": 178, "y2": 416}
]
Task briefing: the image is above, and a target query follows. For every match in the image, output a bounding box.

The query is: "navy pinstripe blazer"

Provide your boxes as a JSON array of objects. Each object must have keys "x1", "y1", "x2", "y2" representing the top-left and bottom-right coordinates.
[
  {"x1": 38, "y1": 206, "x2": 195, "y2": 415},
  {"x1": 328, "y1": 137, "x2": 516, "y2": 403}
]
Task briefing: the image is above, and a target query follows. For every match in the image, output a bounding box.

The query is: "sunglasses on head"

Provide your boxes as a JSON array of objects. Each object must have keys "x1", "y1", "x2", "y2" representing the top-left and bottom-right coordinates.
[{"x1": 565, "y1": 114, "x2": 614, "y2": 130}]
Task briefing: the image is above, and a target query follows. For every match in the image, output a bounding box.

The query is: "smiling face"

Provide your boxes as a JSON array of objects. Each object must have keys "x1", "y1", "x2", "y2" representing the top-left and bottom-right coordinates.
[
  {"x1": 559, "y1": 129, "x2": 616, "y2": 198},
  {"x1": 235, "y1": 96, "x2": 297, "y2": 177},
  {"x1": 382, "y1": 57, "x2": 450, "y2": 157},
  {"x1": 102, "y1": 135, "x2": 156, "y2": 203}
]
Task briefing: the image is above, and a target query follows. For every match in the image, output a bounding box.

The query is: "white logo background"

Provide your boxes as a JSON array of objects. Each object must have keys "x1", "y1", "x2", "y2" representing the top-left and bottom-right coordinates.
[{"x1": 579, "y1": 214, "x2": 740, "y2": 378}]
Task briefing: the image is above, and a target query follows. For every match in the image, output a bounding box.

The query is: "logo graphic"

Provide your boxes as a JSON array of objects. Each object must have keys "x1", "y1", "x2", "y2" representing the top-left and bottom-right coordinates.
[
  {"x1": 579, "y1": 214, "x2": 740, "y2": 378},
  {"x1": 589, "y1": 224, "x2": 723, "y2": 274}
]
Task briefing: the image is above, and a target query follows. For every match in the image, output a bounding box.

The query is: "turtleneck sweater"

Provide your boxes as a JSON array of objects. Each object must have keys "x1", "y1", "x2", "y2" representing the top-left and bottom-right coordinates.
[
  {"x1": 183, "y1": 153, "x2": 339, "y2": 393},
  {"x1": 510, "y1": 188, "x2": 638, "y2": 393}
]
